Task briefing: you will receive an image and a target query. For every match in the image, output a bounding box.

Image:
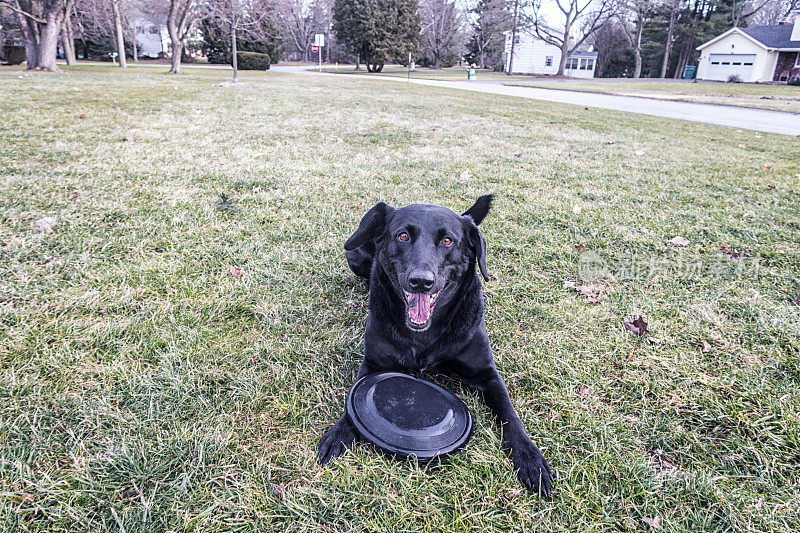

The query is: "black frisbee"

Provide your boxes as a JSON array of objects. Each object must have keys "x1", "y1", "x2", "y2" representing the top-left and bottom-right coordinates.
[{"x1": 346, "y1": 372, "x2": 473, "y2": 461}]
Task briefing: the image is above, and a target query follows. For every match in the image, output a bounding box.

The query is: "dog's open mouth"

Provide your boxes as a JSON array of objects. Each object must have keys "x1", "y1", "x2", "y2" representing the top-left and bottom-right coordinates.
[{"x1": 403, "y1": 290, "x2": 440, "y2": 329}]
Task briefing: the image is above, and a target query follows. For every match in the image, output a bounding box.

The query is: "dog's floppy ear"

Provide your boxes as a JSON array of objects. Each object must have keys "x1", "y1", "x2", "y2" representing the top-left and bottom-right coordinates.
[
  {"x1": 462, "y1": 216, "x2": 489, "y2": 282},
  {"x1": 461, "y1": 194, "x2": 493, "y2": 226},
  {"x1": 344, "y1": 202, "x2": 395, "y2": 251}
]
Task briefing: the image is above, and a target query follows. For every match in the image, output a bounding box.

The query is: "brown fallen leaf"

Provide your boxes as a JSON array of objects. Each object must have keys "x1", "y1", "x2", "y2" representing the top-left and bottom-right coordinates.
[
  {"x1": 738, "y1": 143, "x2": 746, "y2": 148},
  {"x1": 762, "y1": 164, "x2": 772, "y2": 171},
  {"x1": 670, "y1": 236, "x2": 690, "y2": 247},
  {"x1": 76, "y1": 113, "x2": 86, "y2": 119},
  {"x1": 68, "y1": 191, "x2": 79, "y2": 200},
  {"x1": 623, "y1": 316, "x2": 649, "y2": 337},
  {"x1": 574, "y1": 243, "x2": 588, "y2": 253},
  {"x1": 271, "y1": 483, "x2": 286, "y2": 500},
  {"x1": 576, "y1": 385, "x2": 590, "y2": 397},
  {"x1": 642, "y1": 516, "x2": 661, "y2": 530},
  {"x1": 766, "y1": 185, "x2": 777, "y2": 190},
  {"x1": 11, "y1": 493, "x2": 34, "y2": 503},
  {"x1": 720, "y1": 246, "x2": 751, "y2": 260},
  {"x1": 230, "y1": 266, "x2": 244, "y2": 278},
  {"x1": 702, "y1": 340, "x2": 712, "y2": 353}
]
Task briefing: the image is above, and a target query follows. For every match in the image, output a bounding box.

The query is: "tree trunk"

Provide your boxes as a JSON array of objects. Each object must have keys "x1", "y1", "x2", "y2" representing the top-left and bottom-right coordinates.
[
  {"x1": 16, "y1": 12, "x2": 39, "y2": 69},
  {"x1": 507, "y1": 0, "x2": 519, "y2": 74},
  {"x1": 61, "y1": 25, "x2": 75, "y2": 65},
  {"x1": 325, "y1": 29, "x2": 330, "y2": 63},
  {"x1": 660, "y1": 6, "x2": 677, "y2": 79},
  {"x1": 633, "y1": 22, "x2": 643, "y2": 79},
  {"x1": 168, "y1": 22, "x2": 182, "y2": 74},
  {"x1": 112, "y1": 0, "x2": 126, "y2": 68},
  {"x1": 355, "y1": 51, "x2": 361, "y2": 70},
  {"x1": 557, "y1": 38, "x2": 570, "y2": 76},
  {"x1": 65, "y1": 8, "x2": 76, "y2": 61},
  {"x1": 36, "y1": 11, "x2": 63, "y2": 71},
  {"x1": 556, "y1": 17, "x2": 573, "y2": 76},
  {"x1": 231, "y1": 23, "x2": 238, "y2": 83}
]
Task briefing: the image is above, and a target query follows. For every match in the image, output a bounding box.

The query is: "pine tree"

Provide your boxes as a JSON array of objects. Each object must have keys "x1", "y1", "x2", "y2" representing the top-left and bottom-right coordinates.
[{"x1": 333, "y1": 0, "x2": 420, "y2": 72}]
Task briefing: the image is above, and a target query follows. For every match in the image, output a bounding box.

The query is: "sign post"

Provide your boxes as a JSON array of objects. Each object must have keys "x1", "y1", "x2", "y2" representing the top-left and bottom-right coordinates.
[{"x1": 314, "y1": 33, "x2": 325, "y2": 73}]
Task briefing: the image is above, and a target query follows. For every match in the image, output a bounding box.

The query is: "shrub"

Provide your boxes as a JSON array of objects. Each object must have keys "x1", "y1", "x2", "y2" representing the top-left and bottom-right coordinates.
[
  {"x1": 237, "y1": 51, "x2": 270, "y2": 70},
  {"x1": 788, "y1": 77, "x2": 800, "y2": 87},
  {"x1": 727, "y1": 74, "x2": 743, "y2": 83},
  {"x1": 2, "y1": 45, "x2": 25, "y2": 65}
]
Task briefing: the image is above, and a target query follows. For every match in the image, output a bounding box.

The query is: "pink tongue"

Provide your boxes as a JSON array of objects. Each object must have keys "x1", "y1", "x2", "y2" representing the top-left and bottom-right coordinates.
[{"x1": 408, "y1": 293, "x2": 433, "y2": 323}]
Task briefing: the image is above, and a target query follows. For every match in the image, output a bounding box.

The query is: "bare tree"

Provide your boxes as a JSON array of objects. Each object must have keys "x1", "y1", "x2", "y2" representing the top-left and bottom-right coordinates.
[
  {"x1": 467, "y1": 0, "x2": 511, "y2": 69},
  {"x1": 111, "y1": 0, "x2": 126, "y2": 65},
  {"x1": 658, "y1": 0, "x2": 680, "y2": 78},
  {"x1": 203, "y1": 0, "x2": 279, "y2": 81},
  {"x1": 420, "y1": 0, "x2": 463, "y2": 68},
  {"x1": 167, "y1": 0, "x2": 197, "y2": 73},
  {"x1": 507, "y1": 0, "x2": 520, "y2": 73},
  {"x1": 276, "y1": 0, "x2": 326, "y2": 61},
  {"x1": 748, "y1": 0, "x2": 797, "y2": 24},
  {"x1": 0, "y1": 0, "x2": 75, "y2": 70},
  {"x1": 617, "y1": 0, "x2": 656, "y2": 78},
  {"x1": 532, "y1": 0, "x2": 619, "y2": 76}
]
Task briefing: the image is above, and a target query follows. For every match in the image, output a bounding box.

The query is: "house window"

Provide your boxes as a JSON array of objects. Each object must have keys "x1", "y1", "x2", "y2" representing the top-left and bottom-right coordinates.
[
  {"x1": 566, "y1": 57, "x2": 579, "y2": 69},
  {"x1": 545, "y1": 56, "x2": 553, "y2": 67},
  {"x1": 586, "y1": 59, "x2": 594, "y2": 70},
  {"x1": 711, "y1": 61, "x2": 720, "y2": 65},
  {"x1": 744, "y1": 62, "x2": 753, "y2": 66},
  {"x1": 580, "y1": 58, "x2": 588, "y2": 69}
]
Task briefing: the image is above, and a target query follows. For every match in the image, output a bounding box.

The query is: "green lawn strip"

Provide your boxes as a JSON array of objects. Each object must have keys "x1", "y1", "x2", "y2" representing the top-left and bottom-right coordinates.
[
  {"x1": 504, "y1": 80, "x2": 800, "y2": 114},
  {"x1": 1, "y1": 65, "x2": 799, "y2": 531}
]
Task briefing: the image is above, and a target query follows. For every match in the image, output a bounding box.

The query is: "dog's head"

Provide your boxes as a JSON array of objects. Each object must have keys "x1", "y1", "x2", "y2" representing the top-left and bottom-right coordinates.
[{"x1": 345, "y1": 195, "x2": 492, "y2": 332}]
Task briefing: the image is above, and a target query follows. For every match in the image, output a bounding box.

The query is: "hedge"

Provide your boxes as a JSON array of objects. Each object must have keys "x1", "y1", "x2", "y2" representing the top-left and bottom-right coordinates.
[
  {"x1": 237, "y1": 52, "x2": 270, "y2": 70},
  {"x1": 2, "y1": 45, "x2": 25, "y2": 65}
]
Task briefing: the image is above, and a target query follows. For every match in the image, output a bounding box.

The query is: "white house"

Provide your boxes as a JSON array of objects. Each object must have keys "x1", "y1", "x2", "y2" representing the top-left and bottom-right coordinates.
[
  {"x1": 504, "y1": 31, "x2": 597, "y2": 78},
  {"x1": 133, "y1": 15, "x2": 168, "y2": 58},
  {"x1": 696, "y1": 11, "x2": 800, "y2": 82}
]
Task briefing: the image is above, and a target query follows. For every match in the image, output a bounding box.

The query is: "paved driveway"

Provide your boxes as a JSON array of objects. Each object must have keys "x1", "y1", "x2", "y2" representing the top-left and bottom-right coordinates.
[{"x1": 272, "y1": 66, "x2": 800, "y2": 136}]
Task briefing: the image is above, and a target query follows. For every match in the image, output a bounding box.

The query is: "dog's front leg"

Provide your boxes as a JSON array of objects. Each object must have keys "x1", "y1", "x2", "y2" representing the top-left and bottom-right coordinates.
[
  {"x1": 317, "y1": 360, "x2": 374, "y2": 466},
  {"x1": 475, "y1": 367, "x2": 553, "y2": 496}
]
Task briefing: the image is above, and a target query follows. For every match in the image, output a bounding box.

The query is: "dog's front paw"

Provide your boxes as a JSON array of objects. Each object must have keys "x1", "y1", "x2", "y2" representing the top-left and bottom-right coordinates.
[
  {"x1": 508, "y1": 438, "x2": 552, "y2": 497},
  {"x1": 317, "y1": 417, "x2": 358, "y2": 466}
]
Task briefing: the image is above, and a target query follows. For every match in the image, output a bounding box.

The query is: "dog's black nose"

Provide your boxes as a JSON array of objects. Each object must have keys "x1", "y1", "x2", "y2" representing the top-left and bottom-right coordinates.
[{"x1": 408, "y1": 270, "x2": 435, "y2": 292}]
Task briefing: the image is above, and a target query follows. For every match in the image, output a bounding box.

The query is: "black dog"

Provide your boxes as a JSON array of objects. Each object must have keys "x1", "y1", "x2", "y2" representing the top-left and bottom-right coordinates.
[{"x1": 317, "y1": 195, "x2": 552, "y2": 496}]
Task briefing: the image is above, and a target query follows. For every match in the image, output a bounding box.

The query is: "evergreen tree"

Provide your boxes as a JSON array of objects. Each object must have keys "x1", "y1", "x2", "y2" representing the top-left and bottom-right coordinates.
[
  {"x1": 333, "y1": 0, "x2": 420, "y2": 72},
  {"x1": 465, "y1": 0, "x2": 510, "y2": 69}
]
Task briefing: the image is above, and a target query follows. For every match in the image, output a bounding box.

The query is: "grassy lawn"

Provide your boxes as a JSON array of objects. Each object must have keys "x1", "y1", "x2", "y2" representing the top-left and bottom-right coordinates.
[
  {"x1": 2, "y1": 64, "x2": 800, "y2": 531},
  {"x1": 505, "y1": 79, "x2": 800, "y2": 114}
]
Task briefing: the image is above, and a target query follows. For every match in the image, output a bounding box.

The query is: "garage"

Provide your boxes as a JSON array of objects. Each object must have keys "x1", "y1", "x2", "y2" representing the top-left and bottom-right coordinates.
[{"x1": 705, "y1": 54, "x2": 757, "y2": 81}]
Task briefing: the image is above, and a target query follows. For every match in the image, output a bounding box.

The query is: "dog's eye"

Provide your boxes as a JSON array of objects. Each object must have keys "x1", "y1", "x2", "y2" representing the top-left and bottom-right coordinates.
[
  {"x1": 398, "y1": 232, "x2": 410, "y2": 242},
  {"x1": 441, "y1": 237, "x2": 452, "y2": 246}
]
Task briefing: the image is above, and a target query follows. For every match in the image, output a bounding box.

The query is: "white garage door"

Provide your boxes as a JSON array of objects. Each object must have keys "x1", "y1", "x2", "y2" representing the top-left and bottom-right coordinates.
[{"x1": 706, "y1": 54, "x2": 756, "y2": 81}]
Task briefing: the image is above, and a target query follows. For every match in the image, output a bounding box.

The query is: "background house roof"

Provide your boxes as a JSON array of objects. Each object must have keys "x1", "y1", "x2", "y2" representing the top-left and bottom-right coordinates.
[{"x1": 741, "y1": 24, "x2": 800, "y2": 49}]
